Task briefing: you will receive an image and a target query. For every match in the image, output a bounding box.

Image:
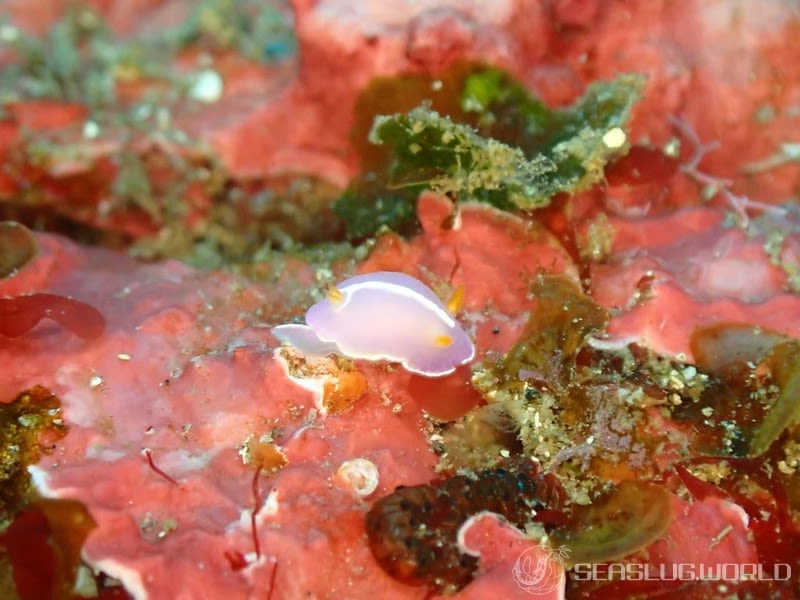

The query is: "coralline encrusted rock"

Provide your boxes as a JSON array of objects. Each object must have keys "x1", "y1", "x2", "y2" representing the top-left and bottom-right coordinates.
[
  {"x1": 5, "y1": 188, "x2": 798, "y2": 598},
  {"x1": 4, "y1": 0, "x2": 799, "y2": 235},
  {"x1": 3, "y1": 239, "x2": 432, "y2": 598},
  {"x1": 2, "y1": 1, "x2": 800, "y2": 598},
  {"x1": 588, "y1": 206, "x2": 800, "y2": 358},
  {"x1": 0, "y1": 193, "x2": 578, "y2": 599}
]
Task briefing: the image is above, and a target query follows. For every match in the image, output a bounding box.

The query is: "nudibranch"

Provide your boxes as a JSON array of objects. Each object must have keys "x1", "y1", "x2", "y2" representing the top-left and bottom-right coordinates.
[{"x1": 272, "y1": 272, "x2": 475, "y2": 377}]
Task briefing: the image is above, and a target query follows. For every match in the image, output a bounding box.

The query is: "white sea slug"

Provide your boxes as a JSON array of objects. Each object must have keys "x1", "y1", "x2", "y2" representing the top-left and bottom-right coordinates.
[{"x1": 272, "y1": 271, "x2": 475, "y2": 377}]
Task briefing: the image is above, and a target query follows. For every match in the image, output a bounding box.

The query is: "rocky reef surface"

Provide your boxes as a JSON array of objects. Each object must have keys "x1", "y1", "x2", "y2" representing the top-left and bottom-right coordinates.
[{"x1": 1, "y1": 1, "x2": 800, "y2": 599}]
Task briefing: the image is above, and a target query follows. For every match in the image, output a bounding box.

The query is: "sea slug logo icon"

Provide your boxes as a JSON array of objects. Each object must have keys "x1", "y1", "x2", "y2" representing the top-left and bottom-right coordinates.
[{"x1": 512, "y1": 544, "x2": 568, "y2": 595}]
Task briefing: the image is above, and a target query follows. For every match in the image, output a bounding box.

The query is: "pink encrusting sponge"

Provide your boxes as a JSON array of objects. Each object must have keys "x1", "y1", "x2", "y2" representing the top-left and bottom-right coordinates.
[{"x1": 272, "y1": 271, "x2": 475, "y2": 376}]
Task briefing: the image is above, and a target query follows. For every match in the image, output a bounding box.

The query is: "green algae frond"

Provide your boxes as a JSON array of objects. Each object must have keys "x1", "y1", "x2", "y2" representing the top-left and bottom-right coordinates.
[
  {"x1": 749, "y1": 340, "x2": 800, "y2": 456},
  {"x1": 370, "y1": 69, "x2": 644, "y2": 209},
  {"x1": 370, "y1": 106, "x2": 556, "y2": 210},
  {"x1": 548, "y1": 480, "x2": 673, "y2": 564},
  {"x1": 371, "y1": 73, "x2": 644, "y2": 210},
  {"x1": 335, "y1": 67, "x2": 644, "y2": 238}
]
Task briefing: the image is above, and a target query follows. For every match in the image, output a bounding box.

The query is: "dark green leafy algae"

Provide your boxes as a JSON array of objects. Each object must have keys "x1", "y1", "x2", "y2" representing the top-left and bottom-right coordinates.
[
  {"x1": 370, "y1": 73, "x2": 644, "y2": 209},
  {"x1": 369, "y1": 107, "x2": 556, "y2": 209},
  {"x1": 335, "y1": 62, "x2": 482, "y2": 239},
  {"x1": 333, "y1": 179, "x2": 419, "y2": 239},
  {"x1": 335, "y1": 65, "x2": 644, "y2": 238}
]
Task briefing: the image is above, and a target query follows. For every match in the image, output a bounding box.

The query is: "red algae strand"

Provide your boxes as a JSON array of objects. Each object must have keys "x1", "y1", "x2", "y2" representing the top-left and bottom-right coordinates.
[
  {"x1": 141, "y1": 448, "x2": 179, "y2": 486},
  {"x1": 0, "y1": 293, "x2": 105, "y2": 340},
  {"x1": 250, "y1": 466, "x2": 264, "y2": 559},
  {"x1": 223, "y1": 549, "x2": 248, "y2": 572}
]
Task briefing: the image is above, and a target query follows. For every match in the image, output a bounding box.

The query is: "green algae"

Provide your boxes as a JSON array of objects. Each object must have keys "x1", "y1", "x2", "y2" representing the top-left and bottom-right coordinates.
[
  {"x1": 369, "y1": 106, "x2": 553, "y2": 209},
  {"x1": 348, "y1": 62, "x2": 485, "y2": 171},
  {"x1": 461, "y1": 71, "x2": 645, "y2": 200},
  {"x1": 333, "y1": 183, "x2": 419, "y2": 239},
  {"x1": 335, "y1": 62, "x2": 485, "y2": 239},
  {"x1": 549, "y1": 480, "x2": 673, "y2": 564},
  {"x1": 335, "y1": 67, "x2": 644, "y2": 238},
  {"x1": 749, "y1": 340, "x2": 800, "y2": 456}
]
